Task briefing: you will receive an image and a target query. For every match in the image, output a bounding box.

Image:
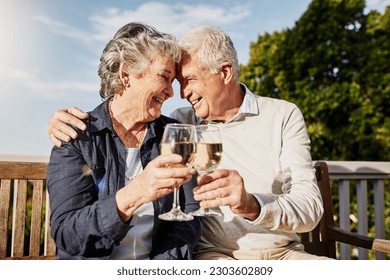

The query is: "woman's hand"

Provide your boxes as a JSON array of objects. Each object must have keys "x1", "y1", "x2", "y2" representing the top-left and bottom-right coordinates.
[{"x1": 116, "y1": 154, "x2": 196, "y2": 221}]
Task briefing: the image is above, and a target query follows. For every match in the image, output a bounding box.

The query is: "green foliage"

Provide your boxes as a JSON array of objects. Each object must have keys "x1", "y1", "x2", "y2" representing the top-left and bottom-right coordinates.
[{"x1": 240, "y1": 0, "x2": 390, "y2": 161}]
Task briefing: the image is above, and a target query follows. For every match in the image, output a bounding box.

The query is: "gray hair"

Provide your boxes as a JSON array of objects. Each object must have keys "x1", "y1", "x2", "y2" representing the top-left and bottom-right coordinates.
[
  {"x1": 178, "y1": 26, "x2": 240, "y2": 83},
  {"x1": 98, "y1": 22, "x2": 181, "y2": 98}
]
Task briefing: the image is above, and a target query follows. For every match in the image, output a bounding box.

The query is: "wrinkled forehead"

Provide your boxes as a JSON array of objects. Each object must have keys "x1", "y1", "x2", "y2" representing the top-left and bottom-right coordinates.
[{"x1": 177, "y1": 53, "x2": 206, "y2": 76}]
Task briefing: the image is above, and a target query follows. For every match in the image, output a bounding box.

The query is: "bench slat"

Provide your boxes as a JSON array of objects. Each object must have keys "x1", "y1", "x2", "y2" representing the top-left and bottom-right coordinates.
[
  {"x1": 30, "y1": 180, "x2": 44, "y2": 256},
  {"x1": 13, "y1": 179, "x2": 28, "y2": 257},
  {"x1": 44, "y1": 193, "x2": 57, "y2": 256},
  {"x1": 0, "y1": 179, "x2": 12, "y2": 257},
  {"x1": 0, "y1": 162, "x2": 47, "y2": 180}
]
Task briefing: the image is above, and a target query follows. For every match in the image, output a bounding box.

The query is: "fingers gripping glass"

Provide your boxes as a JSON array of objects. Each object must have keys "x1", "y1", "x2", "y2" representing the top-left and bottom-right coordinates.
[
  {"x1": 158, "y1": 124, "x2": 197, "y2": 221},
  {"x1": 190, "y1": 125, "x2": 223, "y2": 217}
]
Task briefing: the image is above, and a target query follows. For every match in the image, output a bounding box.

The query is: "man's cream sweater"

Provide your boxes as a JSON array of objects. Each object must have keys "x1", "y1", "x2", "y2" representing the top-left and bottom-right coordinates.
[{"x1": 170, "y1": 85, "x2": 323, "y2": 255}]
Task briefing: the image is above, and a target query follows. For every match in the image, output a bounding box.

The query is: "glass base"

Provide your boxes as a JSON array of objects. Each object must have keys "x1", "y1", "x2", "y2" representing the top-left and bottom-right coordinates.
[
  {"x1": 189, "y1": 208, "x2": 222, "y2": 217},
  {"x1": 158, "y1": 208, "x2": 194, "y2": 221}
]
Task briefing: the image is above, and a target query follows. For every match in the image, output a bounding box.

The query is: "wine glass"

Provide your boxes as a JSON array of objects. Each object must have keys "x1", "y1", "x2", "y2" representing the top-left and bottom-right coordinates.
[
  {"x1": 158, "y1": 123, "x2": 197, "y2": 221},
  {"x1": 190, "y1": 125, "x2": 223, "y2": 217}
]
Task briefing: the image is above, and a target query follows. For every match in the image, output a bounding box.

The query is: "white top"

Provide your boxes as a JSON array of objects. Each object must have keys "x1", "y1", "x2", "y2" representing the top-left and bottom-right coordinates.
[{"x1": 110, "y1": 148, "x2": 154, "y2": 259}]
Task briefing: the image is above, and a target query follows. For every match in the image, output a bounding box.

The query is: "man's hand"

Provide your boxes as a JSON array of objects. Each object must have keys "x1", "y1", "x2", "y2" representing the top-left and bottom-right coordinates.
[
  {"x1": 48, "y1": 107, "x2": 89, "y2": 147},
  {"x1": 193, "y1": 169, "x2": 260, "y2": 220}
]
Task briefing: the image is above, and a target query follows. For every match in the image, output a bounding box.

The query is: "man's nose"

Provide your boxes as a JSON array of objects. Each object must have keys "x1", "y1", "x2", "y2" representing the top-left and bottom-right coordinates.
[{"x1": 180, "y1": 84, "x2": 188, "y2": 99}]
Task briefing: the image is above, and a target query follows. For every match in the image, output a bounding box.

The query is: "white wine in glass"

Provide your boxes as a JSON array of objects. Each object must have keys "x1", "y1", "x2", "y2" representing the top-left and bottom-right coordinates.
[
  {"x1": 158, "y1": 123, "x2": 197, "y2": 221},
  {"x1": 190, "y1": 125, "x2": 223, "y2": 217}
]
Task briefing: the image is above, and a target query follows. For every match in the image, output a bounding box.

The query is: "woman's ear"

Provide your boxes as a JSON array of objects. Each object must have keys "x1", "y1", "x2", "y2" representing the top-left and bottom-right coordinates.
[
  {"x1": 219, "y1": 62, "x2": 233, "y2": 85},
  {"x1": 119, "y1": 64, "x2": 130, "y2": 88}
]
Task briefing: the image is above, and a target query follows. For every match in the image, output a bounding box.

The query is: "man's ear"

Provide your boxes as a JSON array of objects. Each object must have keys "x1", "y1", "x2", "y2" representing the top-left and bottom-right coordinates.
[{"x1": 219, "y1": 62, "x2": 233, "y2": 85}]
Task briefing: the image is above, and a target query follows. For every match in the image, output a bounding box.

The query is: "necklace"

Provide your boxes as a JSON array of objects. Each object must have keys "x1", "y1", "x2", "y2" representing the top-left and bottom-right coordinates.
[
  {"x1": 108, "y1": 98, "x2": 148, "y2": 148},
  {"x1": 125, "y1": 159, "x2": 143, "y2": 181}
]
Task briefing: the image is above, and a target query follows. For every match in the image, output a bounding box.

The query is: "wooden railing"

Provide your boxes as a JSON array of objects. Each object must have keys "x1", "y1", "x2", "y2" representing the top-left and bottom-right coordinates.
[{"x1": 322, "y1": 161, "x2": 390, "y2": 260}]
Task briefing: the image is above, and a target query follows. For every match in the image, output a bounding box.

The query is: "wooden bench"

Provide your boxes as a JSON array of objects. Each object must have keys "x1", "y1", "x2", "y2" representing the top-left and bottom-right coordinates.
[
  {"x1": 302, "y1": 161, "x2": 390, "y2": 259},
  {"x1": 0, "y1": 161, "x2": 57, "y2": 260},
  {"x1": 1, "y1": 160, "x2": 388, "y2": 260}
]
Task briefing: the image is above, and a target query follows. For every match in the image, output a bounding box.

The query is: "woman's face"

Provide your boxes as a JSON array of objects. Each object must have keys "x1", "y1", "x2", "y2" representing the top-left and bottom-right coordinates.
[{"x1": 127, "y1": 55, "x2": 176, "y2": 121}]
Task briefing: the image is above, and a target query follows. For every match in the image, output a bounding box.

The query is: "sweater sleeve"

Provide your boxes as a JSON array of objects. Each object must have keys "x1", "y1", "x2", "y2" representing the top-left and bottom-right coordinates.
[{"x1": 250, "y1": 105, "x2": 324, "y2": 233}]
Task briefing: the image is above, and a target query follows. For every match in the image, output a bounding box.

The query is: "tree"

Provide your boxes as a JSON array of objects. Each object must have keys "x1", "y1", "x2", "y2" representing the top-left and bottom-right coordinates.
[{"x1": 240, "y1": 0, "x2": 389, "y2": 161}]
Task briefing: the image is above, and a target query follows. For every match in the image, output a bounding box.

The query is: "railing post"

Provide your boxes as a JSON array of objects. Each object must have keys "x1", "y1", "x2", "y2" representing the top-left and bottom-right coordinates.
[
  {"x1": 339, "y1": 179, "x2": 351, "y2": 259},
  {"x1": 356, "y1": 180, "x2": 368, "y2": 259},
  {"x1": 373, "y1": 180, "x2": 386, "y2": 260}
]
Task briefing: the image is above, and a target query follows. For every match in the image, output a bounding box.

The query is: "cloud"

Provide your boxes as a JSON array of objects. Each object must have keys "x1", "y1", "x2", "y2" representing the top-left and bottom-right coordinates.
[
  {"x1": 0, "y1": 65, "x2": 97, "y2": 101},
  {"x1": 4, "y1": 1, "x2": 251, "y2": 103},
  {"x1": 34, "y1": 15, "x2": 94, "y2": 43},
  {"x1": 35, "y1": 2, "x2": 251, "y2": 43}
]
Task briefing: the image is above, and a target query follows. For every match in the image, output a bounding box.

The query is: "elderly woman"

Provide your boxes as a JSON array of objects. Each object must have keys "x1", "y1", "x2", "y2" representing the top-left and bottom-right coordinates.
[{"x1": 47, "y1": 22, "x2": 201, "y2": 260}]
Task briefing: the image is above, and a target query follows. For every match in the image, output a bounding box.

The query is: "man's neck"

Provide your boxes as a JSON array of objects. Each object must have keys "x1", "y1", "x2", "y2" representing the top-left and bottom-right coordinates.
[{"x1": 214, "y1": 82, "x2": 244, "y2": 123}]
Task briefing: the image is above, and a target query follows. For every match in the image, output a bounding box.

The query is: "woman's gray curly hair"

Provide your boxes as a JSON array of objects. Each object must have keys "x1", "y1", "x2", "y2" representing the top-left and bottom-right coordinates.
[{"x1": 98, "y1": 22, "x2": 181, "y2": 99}]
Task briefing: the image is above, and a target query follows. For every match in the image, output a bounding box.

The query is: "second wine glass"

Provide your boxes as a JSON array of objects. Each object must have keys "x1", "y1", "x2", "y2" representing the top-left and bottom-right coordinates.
[
  {"x1": 158, "y1": 123, "x2": 197, "y2": 221},
  {"x1": 190, "y1": 125, "x2": 223, "y2": 217}
]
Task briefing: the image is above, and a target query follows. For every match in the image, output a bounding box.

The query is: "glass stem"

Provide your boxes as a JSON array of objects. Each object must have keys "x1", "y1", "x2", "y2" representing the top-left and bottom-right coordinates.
[{"x1": 173, "y1": 188, "x2": 180, "y2": 209}]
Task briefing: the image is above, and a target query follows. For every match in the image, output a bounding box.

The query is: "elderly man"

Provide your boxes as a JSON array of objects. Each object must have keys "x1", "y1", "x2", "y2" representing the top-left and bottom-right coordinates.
[{"x1": 48, "y1": 25, "x2": 329, "y2": 260}]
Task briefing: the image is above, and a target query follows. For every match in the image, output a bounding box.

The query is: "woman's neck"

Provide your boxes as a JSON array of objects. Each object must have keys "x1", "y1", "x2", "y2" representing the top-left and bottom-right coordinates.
[{"x1": 109, "y1": 98, "x2": 148, "y2": 148}]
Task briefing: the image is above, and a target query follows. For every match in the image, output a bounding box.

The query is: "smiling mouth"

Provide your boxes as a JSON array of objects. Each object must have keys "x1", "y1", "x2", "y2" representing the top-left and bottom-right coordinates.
[
  {"x1": 191, "y1": 98, "x2": 202, "y2": 107},
  {"x1": 152, "y1": 96, "x2": 164, "y2": 103}
]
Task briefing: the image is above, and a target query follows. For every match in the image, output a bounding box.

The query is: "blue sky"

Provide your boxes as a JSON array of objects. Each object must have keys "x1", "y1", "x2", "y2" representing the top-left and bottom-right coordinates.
[{"x1": 1, "y1": 0, "x2": 389, "y2": 157}]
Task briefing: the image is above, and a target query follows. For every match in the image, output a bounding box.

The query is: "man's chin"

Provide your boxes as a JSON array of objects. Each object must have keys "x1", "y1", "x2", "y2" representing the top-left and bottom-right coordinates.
[{"x1": 194, "y1": 109, "x2": 208, "y2": 120}]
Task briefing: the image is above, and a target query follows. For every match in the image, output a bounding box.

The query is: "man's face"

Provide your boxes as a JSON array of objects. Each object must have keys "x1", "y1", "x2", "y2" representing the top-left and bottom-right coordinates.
[{"x1": 177, "y1": 54, "x2": 224, "y2": 121}]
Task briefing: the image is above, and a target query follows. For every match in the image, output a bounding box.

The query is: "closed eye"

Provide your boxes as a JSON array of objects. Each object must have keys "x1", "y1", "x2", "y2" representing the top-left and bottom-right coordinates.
[
  {"x1": 160, "y1": 74, "x2": 176, "y2": 84},
  {"x1": 159, "y1": 74, "x2": 169, "y2": 81}
]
